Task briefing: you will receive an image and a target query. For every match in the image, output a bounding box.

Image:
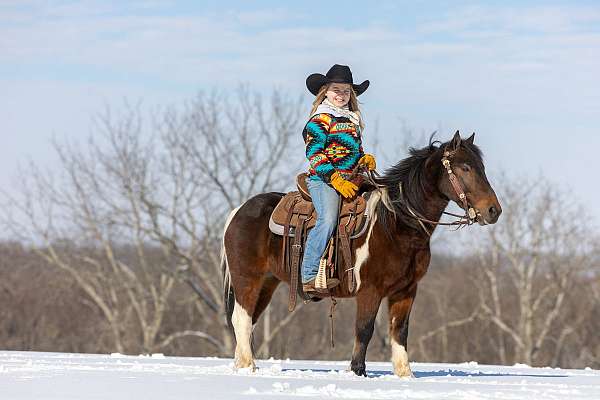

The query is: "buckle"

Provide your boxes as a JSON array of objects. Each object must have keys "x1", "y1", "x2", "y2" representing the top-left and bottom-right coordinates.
[{"x1": 468, "y1": 208, "x2": 477, "y2": 220}]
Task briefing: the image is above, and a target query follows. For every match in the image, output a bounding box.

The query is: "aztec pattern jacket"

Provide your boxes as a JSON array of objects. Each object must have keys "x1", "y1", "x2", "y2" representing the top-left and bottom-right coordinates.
[{"x1": 302, "y1": 112, "x2": 364, "y2": 183}]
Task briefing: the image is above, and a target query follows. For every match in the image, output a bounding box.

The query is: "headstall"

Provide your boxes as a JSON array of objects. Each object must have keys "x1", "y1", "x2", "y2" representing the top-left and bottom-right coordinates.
[{"x1": 360, "y1": 146, "x2": 481, "y2": 236}]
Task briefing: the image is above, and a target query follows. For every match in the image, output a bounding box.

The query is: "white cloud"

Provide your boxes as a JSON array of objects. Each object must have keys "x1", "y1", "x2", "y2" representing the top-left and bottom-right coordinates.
[
  {"x1": 1, "y1": 2, "x2": 600, "y2": 214},
  {"x1": 1, "y1": 2, "x2": 598, "y2": 114},
  {"x1": 233, "y1": 9, "x2": 293, "y2": 26},
  {"x1": 420, "y1": 5, "x2": 600, "y2": 35}
]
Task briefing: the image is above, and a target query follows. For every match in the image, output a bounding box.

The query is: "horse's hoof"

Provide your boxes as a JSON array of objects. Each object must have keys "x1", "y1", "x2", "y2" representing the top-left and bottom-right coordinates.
[
  {"x1": 234, "y1": 358, "x2": 256, "y2": 372},
  {"x1": 394, "y1": 366, "x2": 414, "y2": 378},
  {"x1": 350, "y1": 363, "x2": 367, "y2": 377}
]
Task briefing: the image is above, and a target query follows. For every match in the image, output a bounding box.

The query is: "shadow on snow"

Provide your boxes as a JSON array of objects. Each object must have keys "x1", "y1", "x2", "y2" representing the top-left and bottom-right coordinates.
[{"x1": 281, "y1": 368, "x2": 568, "y2": 379}]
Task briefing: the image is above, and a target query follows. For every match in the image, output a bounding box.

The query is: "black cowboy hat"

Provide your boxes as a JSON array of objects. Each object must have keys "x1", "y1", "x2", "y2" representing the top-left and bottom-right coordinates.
[{"x1": 306, "y1": 64, "x2": 370, "y2": 96}]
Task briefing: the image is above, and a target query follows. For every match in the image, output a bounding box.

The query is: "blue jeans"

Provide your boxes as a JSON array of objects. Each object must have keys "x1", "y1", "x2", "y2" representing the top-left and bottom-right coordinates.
[{"x1": 301, "y1": 177, "x2": 340, "y2": 283}]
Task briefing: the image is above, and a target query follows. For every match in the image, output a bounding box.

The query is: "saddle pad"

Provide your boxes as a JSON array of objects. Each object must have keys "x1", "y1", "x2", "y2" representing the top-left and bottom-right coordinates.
[{"x1": 269, "y1": 191, "x2": 369, "y2": 238}]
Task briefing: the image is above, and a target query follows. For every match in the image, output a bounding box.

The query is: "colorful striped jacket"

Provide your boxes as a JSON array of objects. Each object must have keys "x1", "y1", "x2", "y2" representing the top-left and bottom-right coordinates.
[{"x1": 302, "y1": 113, "x2": 364, "y2": 183}]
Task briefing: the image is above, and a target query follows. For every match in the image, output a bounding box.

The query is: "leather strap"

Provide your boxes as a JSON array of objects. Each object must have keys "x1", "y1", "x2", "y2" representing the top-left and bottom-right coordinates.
[
  {"x1": 299, "y1": 204, "x2": 314, "y2": 302},
  {"x1": 344, "y1": 202, "x2": 359, "y2": 293},
  {"x1": 326, "y1": 237, "x2": 335, "y2": 278},
  {"x1": 288, "y1": 214, "x2": 306, "y2": 312},
  {"x1": 442, "y1": 150, "x2": 470, "y2": 211},
  {"x1": 281, "y1": 197, "x2": 298, "y2": 273},
  {"x1": 446, "y1": 165, "x2": 469, "y2": 210},
  {"x1": 338, "y1": 231, "x2": 355, "y2": 293}
]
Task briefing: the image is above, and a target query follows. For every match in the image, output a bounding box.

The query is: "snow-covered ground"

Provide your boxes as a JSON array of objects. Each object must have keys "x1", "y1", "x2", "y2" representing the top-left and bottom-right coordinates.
[{"x1": 0, "y1": 351, "x2": 598, "y2": 400}]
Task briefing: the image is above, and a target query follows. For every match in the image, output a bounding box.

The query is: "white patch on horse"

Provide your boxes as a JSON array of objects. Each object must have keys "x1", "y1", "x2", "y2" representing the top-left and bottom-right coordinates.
[
  {"x1": 391, "y1": 338, "x2": 413, "y2": 378},
  {"x1": 223, "y1": 205, "x2": 242, "y2": 249},
  {"x1": 379, "y1": 187, "x2": 396, "y2": 216},
  {"x1": 222, "y1": 205, "x2": 242, "y2": 290},
  {"x1": 353, "y1": 192, "x2": 381, "y2": 291},
  {"x1": 232, "y1": 300, "x2": 255, "y2": 370}
]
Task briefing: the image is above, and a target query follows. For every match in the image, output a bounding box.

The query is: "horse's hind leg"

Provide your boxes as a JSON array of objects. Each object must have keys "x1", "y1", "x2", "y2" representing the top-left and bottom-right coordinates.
[
  {"x1": 232, "y1": 273, "x2": 280, "y2": 368},
  {"x1": 231, "y1": 276, "x2": 264, "y2": 370},
  {"x1": 252, "y1": 274, "x2": 280, "y2": 325},
  {"x1": 224, "y1": 192, "x2": 282, "y2": 370}
]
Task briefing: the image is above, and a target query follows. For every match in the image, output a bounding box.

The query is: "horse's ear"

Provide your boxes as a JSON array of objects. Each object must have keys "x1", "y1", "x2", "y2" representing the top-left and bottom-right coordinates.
[
  {"x1": 451, "y1": 130, "x2": 461, "y2": 150},
  {"x1": 466, "y1": 132, "x2": 475, "y2": 145}
]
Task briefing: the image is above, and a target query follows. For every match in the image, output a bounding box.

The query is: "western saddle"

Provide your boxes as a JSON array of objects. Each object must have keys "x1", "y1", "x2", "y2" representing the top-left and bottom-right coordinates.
[{"x1": 269, "y1": 172, "x2": 374, "y2": 312}]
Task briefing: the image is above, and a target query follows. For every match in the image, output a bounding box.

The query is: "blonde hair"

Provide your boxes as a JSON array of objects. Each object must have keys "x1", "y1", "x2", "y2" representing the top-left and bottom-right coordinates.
[{"x1": 309, "y1": 84, "x2": 364, "y2": 131}]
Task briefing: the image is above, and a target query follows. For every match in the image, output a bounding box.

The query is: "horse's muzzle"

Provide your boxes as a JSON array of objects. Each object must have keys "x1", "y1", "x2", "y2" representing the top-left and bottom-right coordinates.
[{"x1": 478, "y1": 204, "x2": 501, "y2": 225}]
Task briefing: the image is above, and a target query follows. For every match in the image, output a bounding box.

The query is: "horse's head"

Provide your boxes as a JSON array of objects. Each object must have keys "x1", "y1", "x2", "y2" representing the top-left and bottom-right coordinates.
[{"x1": 436, "y1": 131, "x2": 502, "y2": 225}]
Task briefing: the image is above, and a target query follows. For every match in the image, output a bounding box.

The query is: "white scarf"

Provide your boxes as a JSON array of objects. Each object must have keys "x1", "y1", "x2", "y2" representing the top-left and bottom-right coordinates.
[{"x1": 311, "y1": 98, "x2": 361, "y2": 126}]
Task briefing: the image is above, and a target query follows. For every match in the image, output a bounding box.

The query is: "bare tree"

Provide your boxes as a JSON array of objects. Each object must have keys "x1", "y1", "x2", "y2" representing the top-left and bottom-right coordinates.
[
  {"x1": 141, "y1": 88, "x2": 307, "y2": 354},
  {"x1": 2, "y1": 114, "x2": 178, "y2": 354},
  {"x1": 1, "y1": 88, "x2": 307, "y2": 355},
  {"x1": 406, "y1": 176, "x2": 600, "y2": 369},
  {"x1": 472, "y1": 178, "x2": 598, "y2": 366}
]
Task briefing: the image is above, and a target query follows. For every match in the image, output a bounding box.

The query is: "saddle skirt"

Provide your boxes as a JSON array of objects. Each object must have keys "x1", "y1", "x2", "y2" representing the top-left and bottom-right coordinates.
[
  {"x1": 269, "y1": 192, "x2": 370, "y2": 239},
  {"x1": 270, "y1": 173, "x2": 375, "y2": 312}
]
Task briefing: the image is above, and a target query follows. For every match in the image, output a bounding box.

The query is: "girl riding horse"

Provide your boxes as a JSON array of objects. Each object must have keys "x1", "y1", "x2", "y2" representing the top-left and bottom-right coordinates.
[
  {"x1": 301, "y1": 64, "x2": 376, "y2": 293},
  {"x1": 221, "y1": 67, "x2": 502, "y2": 377}
]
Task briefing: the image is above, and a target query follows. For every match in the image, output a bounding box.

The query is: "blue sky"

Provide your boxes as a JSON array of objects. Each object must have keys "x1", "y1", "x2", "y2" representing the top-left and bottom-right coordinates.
[{"x1": 1, "y1": 1, "x2": 600, "y2": 217}]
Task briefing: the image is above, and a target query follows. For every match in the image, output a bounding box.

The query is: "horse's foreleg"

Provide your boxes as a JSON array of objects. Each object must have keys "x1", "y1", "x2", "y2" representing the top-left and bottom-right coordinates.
[
  {"x1": 350, "y1": 286, "x2": 382, "y2": 376},
  {"x1": 388, "y1": 287, "x2": 417, "y2": 378}
]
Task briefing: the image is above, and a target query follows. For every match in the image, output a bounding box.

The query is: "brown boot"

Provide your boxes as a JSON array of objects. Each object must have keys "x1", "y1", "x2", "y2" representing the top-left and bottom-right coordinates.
[
  {"x1": 302, "y1": 279, "x2": 318, "y2": 293},
  {"x1": 305, "y1": 278, "x2": 340, "y2": 294}
]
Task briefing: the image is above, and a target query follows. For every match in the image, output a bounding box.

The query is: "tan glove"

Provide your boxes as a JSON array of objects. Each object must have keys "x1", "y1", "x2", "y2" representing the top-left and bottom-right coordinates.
[
  {"x1": 359, "y1": 153, "x2": 376, "y2": 171},
  {"x1": 330, "y1": 171, "x2": 358, "y2": 198}
]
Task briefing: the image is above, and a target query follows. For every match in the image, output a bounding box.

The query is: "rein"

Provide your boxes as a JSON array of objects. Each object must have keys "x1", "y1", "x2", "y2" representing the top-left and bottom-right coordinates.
[{"x1": 358, "y1": 147, "x2": 479, "y2": 236}]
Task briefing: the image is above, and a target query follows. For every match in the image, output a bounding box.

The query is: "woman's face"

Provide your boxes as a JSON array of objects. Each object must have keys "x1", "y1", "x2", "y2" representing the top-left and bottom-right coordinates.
[{"x1": 325, "y1": 83, "x2": 352, "y2": 108}]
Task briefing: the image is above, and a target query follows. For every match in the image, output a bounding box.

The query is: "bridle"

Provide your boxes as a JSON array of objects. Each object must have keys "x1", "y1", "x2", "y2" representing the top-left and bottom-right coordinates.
[
  {"x1": 440, "y1": 148, "x2": 479, "y2": 222},
  {"x1": 361, "y1": 146, "x2": 480, "y2": 236}
]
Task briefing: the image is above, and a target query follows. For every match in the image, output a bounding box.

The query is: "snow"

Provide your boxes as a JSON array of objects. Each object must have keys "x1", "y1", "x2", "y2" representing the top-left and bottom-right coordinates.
[{"x1": 0, "y1": 351, "x2": 598, "y2": 399}]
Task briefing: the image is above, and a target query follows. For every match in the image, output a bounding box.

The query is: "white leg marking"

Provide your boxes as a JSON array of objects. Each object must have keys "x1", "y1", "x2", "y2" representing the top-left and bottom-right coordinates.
[
  {"x1": 232, "y1": 300, "x2": 255, "y2": 370},
  {"x1": 353, "y1": 192, "x2": 381, "y2": 291},
  {"x1": 391, "y1": 338, "x2": 413, "y2": 378}
]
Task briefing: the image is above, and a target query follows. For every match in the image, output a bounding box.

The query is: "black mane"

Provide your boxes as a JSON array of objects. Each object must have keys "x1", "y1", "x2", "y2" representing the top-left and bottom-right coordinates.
[{"x1": 374, "y1": 135, "x2": 484, "y2": 237}]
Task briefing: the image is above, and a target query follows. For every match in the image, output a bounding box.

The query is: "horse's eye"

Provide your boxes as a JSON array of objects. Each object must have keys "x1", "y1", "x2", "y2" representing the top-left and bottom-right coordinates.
[{"x1": 461, "y1": 164, "x2": 471, "y2": 172}]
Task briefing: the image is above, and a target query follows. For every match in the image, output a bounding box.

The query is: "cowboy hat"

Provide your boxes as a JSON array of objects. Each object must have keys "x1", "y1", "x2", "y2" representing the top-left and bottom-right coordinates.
[{"x1": 306, "y1": 64, "x2": 370, "y2": 96}]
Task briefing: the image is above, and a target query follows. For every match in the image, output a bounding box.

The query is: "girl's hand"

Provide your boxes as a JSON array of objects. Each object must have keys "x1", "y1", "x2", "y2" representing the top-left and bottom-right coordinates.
[
  {"x1": 359, "y1": 154, "x2": 376, "y2": 171},
  {"x1": 330, "y1": 171, "x2": 358, "y2": 198}
]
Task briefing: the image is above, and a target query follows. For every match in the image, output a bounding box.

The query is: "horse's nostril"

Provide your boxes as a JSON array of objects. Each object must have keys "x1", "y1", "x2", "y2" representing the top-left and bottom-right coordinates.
[{"x1": 489, "y1": 206, "x2": 497, "y2": 217}]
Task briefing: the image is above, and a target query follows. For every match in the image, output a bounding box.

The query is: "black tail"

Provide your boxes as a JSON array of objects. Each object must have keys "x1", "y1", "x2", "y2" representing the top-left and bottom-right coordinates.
[{"x1": 221, "y1": 239, "x2": 235, "y2": 333}]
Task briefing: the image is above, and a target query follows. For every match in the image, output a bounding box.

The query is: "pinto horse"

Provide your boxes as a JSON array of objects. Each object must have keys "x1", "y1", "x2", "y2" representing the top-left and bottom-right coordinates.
[{"x1": 221, "y1": 131, "x2": 501, "y2": 377}]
